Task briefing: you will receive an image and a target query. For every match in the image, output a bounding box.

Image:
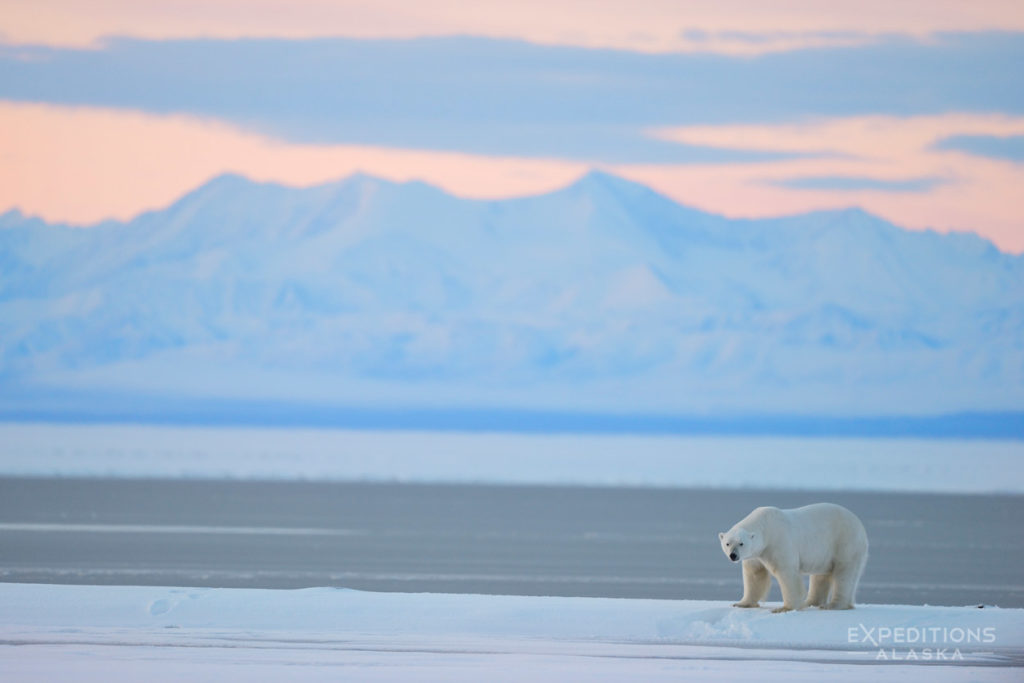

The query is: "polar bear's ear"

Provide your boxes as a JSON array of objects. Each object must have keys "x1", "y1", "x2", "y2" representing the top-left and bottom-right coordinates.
[{"x1": 718, "y1": 532, "x2": 724, "y2": 540}]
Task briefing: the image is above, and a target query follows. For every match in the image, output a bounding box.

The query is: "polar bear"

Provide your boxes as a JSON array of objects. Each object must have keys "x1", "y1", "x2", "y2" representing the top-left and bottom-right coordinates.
[{"x1": 718, "y1": 503, "x2": 868, "y2": 613}]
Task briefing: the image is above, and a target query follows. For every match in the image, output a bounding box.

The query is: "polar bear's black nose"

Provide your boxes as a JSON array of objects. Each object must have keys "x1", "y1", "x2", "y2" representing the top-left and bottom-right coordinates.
[{"x1": 729, "y1": 552, "x2": 738, "y2": 561}]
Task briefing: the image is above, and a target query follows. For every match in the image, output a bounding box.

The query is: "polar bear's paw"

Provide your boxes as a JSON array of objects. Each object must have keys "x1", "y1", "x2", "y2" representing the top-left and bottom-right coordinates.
[
  {"x1": 823, "y1": 602, "x2": 854, "y2": 610},
  {"x1": 732, "y1": 601, "x2": 760, "y2": 608}
]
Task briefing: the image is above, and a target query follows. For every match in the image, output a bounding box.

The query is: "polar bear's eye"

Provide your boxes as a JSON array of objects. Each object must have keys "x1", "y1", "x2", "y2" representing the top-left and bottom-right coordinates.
[{"x1": 738, "y1": 543, "x2": 743, "y2": 546}]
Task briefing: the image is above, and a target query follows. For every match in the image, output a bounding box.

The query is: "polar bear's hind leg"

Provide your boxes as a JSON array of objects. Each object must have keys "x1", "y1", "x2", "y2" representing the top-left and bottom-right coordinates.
[
  {"x1": 805, "y1": 574, "x2": 831, "y2": 607},
  {"x1": 825, "y1": 554, "x2": 866, "y2": 610}
]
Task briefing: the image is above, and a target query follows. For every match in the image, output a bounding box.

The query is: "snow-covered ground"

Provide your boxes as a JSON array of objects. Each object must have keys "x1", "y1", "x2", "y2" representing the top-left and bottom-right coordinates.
[
  {"x1": 2, "y1": 422, "x2": 1022, "y2": 493},
  {"x1": 1, "y1": 583, "x2": 1020, "y2": 681}
]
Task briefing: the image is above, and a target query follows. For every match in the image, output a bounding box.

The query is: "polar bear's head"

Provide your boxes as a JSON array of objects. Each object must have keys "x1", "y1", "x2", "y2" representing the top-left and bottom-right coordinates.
[{"x1": 718, "y1": 528, "x2": 761, "y2": 562}]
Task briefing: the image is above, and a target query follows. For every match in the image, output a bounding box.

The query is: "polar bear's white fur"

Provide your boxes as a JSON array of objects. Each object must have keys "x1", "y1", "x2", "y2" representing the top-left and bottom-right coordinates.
[{"x1": 718, "y1": 503, "x2": 868, "y2": 613}]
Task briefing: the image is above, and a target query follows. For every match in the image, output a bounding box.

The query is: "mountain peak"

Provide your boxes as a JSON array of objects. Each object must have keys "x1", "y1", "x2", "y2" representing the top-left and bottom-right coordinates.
[
  {"x1": 188, "y1": 171, "x2": 391, "y2": 198},
  {"x1": 557, "y1": 169, "x2": 722, "y2": 230},
  {"x1": 567, "y1": 169, "x2": 648, "y2": 195},
  {"x1": 170, "y1": 172, "x2": 263, "y2": 210},
  {"x1": 329, "y1": 171, "x2": 389, "y2": 190},
  {"x1": 0, "y1": 208, "x2": 25, "y2": 226},
  {"x1": 0, "y1": 207, "x2": 51, "y2": 231},
  {"x1": 201, "y1": 172, "x2": 260, "y2": 193},
  {"x1": 558, "y1": 170, "x2": 675, "y2": 211}
]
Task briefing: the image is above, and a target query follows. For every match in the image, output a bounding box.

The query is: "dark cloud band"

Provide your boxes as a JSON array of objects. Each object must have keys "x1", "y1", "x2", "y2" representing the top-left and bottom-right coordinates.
[
  {"x1": 0, "y1": 33, "x2": 1021, "y2": 162},
  {"x1": 769, "y1": 176, "x2": 948, "y2": 193},
  {"x1": 933, "y1": 134, "x2": 1024, "y2": 163}
]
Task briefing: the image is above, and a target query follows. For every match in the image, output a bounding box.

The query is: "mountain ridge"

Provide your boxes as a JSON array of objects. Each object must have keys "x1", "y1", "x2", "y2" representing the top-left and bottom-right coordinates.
[
  {"x1": 1, "y1": 171, "x2": 1013, "y2": 257},
  {"x1": 1, "y1": 170, "x2": 1021, "y2": 424}
]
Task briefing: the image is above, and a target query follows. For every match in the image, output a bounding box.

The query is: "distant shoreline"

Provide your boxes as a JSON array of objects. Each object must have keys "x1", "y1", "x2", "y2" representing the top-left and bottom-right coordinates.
[
  {"x1": 1, "y1": 399, "x2": 1021, "y2": 439},
  {"x1": 2, "y1": 424, "x2": 1023, "y2": 494}
]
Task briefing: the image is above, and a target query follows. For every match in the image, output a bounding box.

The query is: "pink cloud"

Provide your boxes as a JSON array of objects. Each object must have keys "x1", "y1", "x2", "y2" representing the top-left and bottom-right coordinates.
[
  {"x1": 3, "y1": 0, "x2": 1023, "y2": 53},
  {"x1": 0, "y1": 102, "x2": 585, "y2": 224},
  {"x1": 631, "y1": 115, "x2": 1024, "y2": 252}
]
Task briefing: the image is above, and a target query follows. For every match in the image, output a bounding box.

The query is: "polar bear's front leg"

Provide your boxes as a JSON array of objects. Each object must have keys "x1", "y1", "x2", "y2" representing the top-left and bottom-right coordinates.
[
  {"x1": 733, "y1": 559, "x2": 770, "y2": 607},
  {"x1": 769, "y1": 563, "x2": 806, "y2": 613}
]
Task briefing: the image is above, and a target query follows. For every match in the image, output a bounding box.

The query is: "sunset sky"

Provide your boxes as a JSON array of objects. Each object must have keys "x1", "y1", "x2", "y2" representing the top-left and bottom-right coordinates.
[{"x1": 1, "y1": 1, "x2": 1023, "y2": 251}]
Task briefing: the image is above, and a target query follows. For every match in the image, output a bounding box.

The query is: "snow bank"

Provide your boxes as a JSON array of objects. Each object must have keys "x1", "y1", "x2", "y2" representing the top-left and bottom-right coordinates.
[
  {"x1": 5, "y1": 583, "x2": 1021, "y2": 650},
  {"x1": 8, "y1": 581, "x2": 1024, "y2": 651},
  {"x1": 2, "y1": 423, "x2": 1023, "y2": 493},
  {"x1": 1, "y1": 584, "x2": 1020, "y2": 681}
]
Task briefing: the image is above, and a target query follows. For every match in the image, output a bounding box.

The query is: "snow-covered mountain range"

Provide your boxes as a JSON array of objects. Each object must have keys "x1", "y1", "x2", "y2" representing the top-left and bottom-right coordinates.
[{"x1": 2, "y1": 171, "x2": 1021, "y2": 425}]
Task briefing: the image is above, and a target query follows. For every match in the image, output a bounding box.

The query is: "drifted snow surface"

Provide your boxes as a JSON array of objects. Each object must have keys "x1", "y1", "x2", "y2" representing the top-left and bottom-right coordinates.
[{"x1": 0, "y1": 584, "x2": 1021, "y2": 681}]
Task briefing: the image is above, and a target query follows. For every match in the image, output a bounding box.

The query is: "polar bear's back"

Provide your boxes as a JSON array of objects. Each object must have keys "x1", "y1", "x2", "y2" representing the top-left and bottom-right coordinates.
[
  {"x1": 787, "y1": 502, "x2": 865, "y2": 532},
  {"x1": 786, "y1": 503, "x2": 868, "y2": 563},
  {"x1": 735, "y1": 503, "x2": 867, "y2": 547}
]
